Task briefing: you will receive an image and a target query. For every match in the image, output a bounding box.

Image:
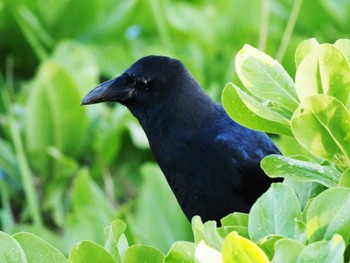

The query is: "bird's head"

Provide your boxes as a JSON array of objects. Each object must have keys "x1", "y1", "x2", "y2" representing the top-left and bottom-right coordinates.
[{"x1": 81, "y1": 55, "x2": 191, "y2": 108}]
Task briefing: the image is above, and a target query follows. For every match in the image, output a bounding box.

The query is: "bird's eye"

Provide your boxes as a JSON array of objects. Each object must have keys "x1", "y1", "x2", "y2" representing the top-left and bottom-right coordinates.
[
  {"x1": 134, "y1": 78, "x2": 151, "y2": 90},
  {"x1": 124, "y1": 73, "x2": 151, "y2": 90}
]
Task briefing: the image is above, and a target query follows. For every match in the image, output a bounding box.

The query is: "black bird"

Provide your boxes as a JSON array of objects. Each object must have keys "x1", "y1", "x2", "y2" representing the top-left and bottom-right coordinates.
[{"x1": 81, "y1": 56, "x2": 280, "y2": 223}]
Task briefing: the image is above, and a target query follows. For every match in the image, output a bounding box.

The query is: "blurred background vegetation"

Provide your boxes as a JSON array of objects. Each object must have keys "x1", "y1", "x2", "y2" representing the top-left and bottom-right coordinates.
[{"x1": 1, "y1": 0, "x2": 350, "y2": 255}]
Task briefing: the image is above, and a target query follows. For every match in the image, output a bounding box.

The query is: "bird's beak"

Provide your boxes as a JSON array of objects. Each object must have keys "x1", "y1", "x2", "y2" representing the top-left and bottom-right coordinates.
[{"x1": 81, "y1": 75, "x2": 134, "y2": 105}]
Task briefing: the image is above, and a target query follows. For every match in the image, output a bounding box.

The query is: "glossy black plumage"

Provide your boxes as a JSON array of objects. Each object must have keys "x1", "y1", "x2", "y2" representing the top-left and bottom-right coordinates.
[{"x1": 82, "y1": 56, "x2": 280, "y2": 222}]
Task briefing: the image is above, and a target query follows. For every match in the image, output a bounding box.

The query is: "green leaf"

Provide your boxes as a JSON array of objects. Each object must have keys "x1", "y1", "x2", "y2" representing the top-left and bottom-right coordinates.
[
  {"x1": 233, "y1": 84, "x2": 291, "y2": 124},
  {"x1": 192, "y1": 216, "x2": 205, "y2": 244},
  {"x1": 219, "y1": 213, "x2": 249, "y2": 240},
  {"x1": 235, "y1": 44, "x2": 299, "y2": 112},
  {"x1": 222, "y1": 83, "x2": 292, "y2": 136},
  {"x1": 25, "y1": 61, "x2": 89, "y2": 173},
  {"x1": 221, "y1": 232, "x2": 269, "y2": 263},
  {"x1": 68, "y1": 241, "x2": 114, "y2": 263},
  {"x1": 122, "y1": 244, "x2": 164, "y2": 263},
  {"x1": 51, "y1": 41, "x2": 99, "y2": 96},
  {"x1": 63, "y1": 168, "x2": 114, "y2": 248},
  {"x1": 218, "y1": 226, "x2": 249, "y2": 240},
  {"x1": 164, "y1": 241, "x2": 196, "y2": 263},
  {"x1": 220, "y1": 213, "x2": 248, "y2": 228},
  {"x1": 104, "y1": 219, "x2": 129, "y2": 263},
  {"x1": 291, "y1": 95, "x2": 350, "y2": 167},
  {"x1": 295, "y1": 38, "x2": 319, "y2": 68},
  {"x1": 195, "y1": 241, "x2": 222, "y2": 263},
  {"x1": 333, "y1": 39, "x2": 350, "y2": 63},
  {"x1": 13, "y1": 232, "x2": 67, "y2": 263},
  {"x1": 306, "y1": 187, "x2": 350, "y2": 243},
  {"x1": 284, "y1": 179, "x2": 326, "y2": 211},
  {"x1": 248, "y1": 183, "x2": 302, "y2": 242},
  {"x1": 295, "y1": 44, "x2": 350, "y2": 105},
  {"x1": 273, "y1": 238, "x2": 304, "y2": 263},
  {"x1": 132, "y1": 163, "x2": 192, "y2": 253},
  {"x1": 339, "y1": 168, "x2": 350, "y2": 187},
  {"x1": 297, "y1": 234, "x2": 345, "y2": 263},
  {"x1": 257, "y1": 235, "x2": 284, "y2": 260},
  {"x1": 203, "y1": 221, "x2": 223, "y2": 251},
  {"x1": 261, "y1": 155, "x2": 341, "y2": 187},
  {"x1": 0, "y1": 231, "x2": 27, "y2": 263}
]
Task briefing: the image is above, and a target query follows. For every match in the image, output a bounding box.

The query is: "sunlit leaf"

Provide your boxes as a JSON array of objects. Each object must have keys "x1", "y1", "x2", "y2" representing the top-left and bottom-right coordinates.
[
  {"x1": 295, "y1": 44, "x2": 350, "y2": 105},
  {"x1": 297, "y1": 234, "x2": 345, "y2": 263},
  {"x1": 273, "y1": 238, "x2": 304, "y2": 263},
  {"x1": 339, "y1": 168, "x2": 350, "y2": 187},
  {"x1": 164, "y1": 241, "x2": 196, "y2": 263},
  {"x1": 306, "y1": 187, "x2": 350, "y2": 243},
  {"x1": 235, "y1": 44, "x2": 299, "y2": 112},
  {"x1": 222, "y1": 83, "x2": 292, "y2": 136},
  {"x1": 13, "y1": 232, "x2": 67, "y2": 263},
  {"x1": 0, "y1": 232, "x2": 27, "y2": 263},
  {"x1": 291, "y1": 95, "x2": 350, "y2": 167},
  {"x1": 68, "y1": 241, "x2": 114, "y2": 263},
  {"x1": 104, "y1": 219, "x2": 129, "y2": 263},
  {"x1": 222, "y1": 232, "x2": 269, "y2": 263},
  {"x1": 195, "y1": 241, "x2": 222, "y2": 263},
  {"x1": 262, "y1": 155, "x2": 341, "y2": 187},
  {"x1": 333, "y1": 39, "x2": 350, "y2": 63},
  {"x1": 122, "y1": 244, "x2": 164, "y2": 263},
  {"x1": 295, "y1": 38, "x2": 319, "y2": 68},
  {"x1": 248, "y1": 183, "x2": 302, "y2": 242}
]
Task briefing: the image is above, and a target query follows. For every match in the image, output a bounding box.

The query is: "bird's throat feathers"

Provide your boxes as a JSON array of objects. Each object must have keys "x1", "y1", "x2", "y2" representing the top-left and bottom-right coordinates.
[{"x1": 129, "y1": 82, "x2": 217, "y2": 137}]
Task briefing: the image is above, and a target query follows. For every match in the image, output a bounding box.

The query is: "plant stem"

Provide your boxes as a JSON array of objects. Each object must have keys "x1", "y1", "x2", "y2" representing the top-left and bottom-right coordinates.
[
  {"x1": 0, "y1": 175, "x2": 15, "y2": 233},
  {"x1": 10, "y1": 116, "x2": 43, "y2": 227},
  {"x1": 258, "y1": 0, "x2": 271, "y2": 52},
  {"x1": 275, "y1": 0, "x2": 303, "y2": 62}
]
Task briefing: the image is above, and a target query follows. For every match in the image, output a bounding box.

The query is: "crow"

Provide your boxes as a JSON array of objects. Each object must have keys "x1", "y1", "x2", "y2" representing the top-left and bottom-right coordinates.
[{"x1": 81, "y1": 55, "x2": 280, "y2": 223}]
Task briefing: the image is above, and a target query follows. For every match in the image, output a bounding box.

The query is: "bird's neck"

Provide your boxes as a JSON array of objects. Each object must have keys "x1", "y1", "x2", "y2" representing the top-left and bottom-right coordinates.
[{"x1": 135, "y1": 90, "x2": 217, "y2": 137}]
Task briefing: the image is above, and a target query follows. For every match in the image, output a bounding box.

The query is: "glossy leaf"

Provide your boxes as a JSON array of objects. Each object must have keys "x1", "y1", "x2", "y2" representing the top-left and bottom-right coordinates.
[
  {"x1": 192, "y1": 216, "x2": 205, "y2": 244},
  {"x1": 257, "y1": 235, "x2": 284, "y2": 260},
  {"x1": 333, "y1": 39, "x2": 350, "y2": 63},
  {"x1": 284, "y1": 179, "x2": 325, "y2": 211},
  {"x1": 195, "y1": 241, "x2": 222, "y2": 263},
  {"x1": 306, "y1": 187, "x2": 350, "y2": 243},
  {"x1": 68, "y1": 241, "x2": 114, "y2": 263},
  {"x1": 262, "y1": 155, "x2": 341, "y2": 187},
  {"x1": 220, "y1": 213, "x2": 248, "y2": 228},
  {"x1": 222, "y1": 232, "x2": 269, "y2": 263},
  {"x1": 203, "y1": 221, "x2": 223, "y2": 251},
  {"x1": 235, "y1": 44, "x2": 299, "y2": 112},
  {"x1": 297, "y1": 234, "x2": 345, "y2": 263},
  {"x1": 164, "y1": 241, "x2": 196, "y2": 263},
  {"x1": 295, "y1": 44, "x2": 350, "y2": 105},
  {"x1": 248, "y1": 183, "x2": 302, "y2": 242},
  {"x1": 339, "y1": 168, "x2": 350, "y2": 187},
  {"x1": 233, "y1": 84, "x2": 291, "y2": 124},
  {"x1": 122, "y1": 244, "x2": 164, "y2": 263},
  {"x1": 13, "y1": 232, "x2": 67, "y2": 263},
  {"x1": 104, "y1": 219, "x2": 129, "y2": 262},
  {"x1": 0, "y1": 232, "x2": 27, "y2": 263},
  {"x1": 291, "y1": 95, "x2": 350, "y2": 167},
  {"x1": 219, "y1": 213, "x2": 249, "y2": 240},
  {"x1": 222, "y1": 83, "x2": 292, "y2": 136},
  {"x1": 273, "y1": 238, "x2": 304, "y2": 263},
  {"x1": 295, "y1": 38, "x2": 319, "y2": 68}
]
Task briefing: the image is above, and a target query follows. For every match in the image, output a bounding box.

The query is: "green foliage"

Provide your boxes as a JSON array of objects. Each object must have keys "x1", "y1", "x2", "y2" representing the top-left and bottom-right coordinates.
[
  {"x1": 221, "y1": 38, "x2": 350, "y2": 261},
  {"x1": 2, "y1": 0, "x2": 350, "y2": 261},
  {"x1": 1, "y1": 36, "x2": 350, "y2": 261}
]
